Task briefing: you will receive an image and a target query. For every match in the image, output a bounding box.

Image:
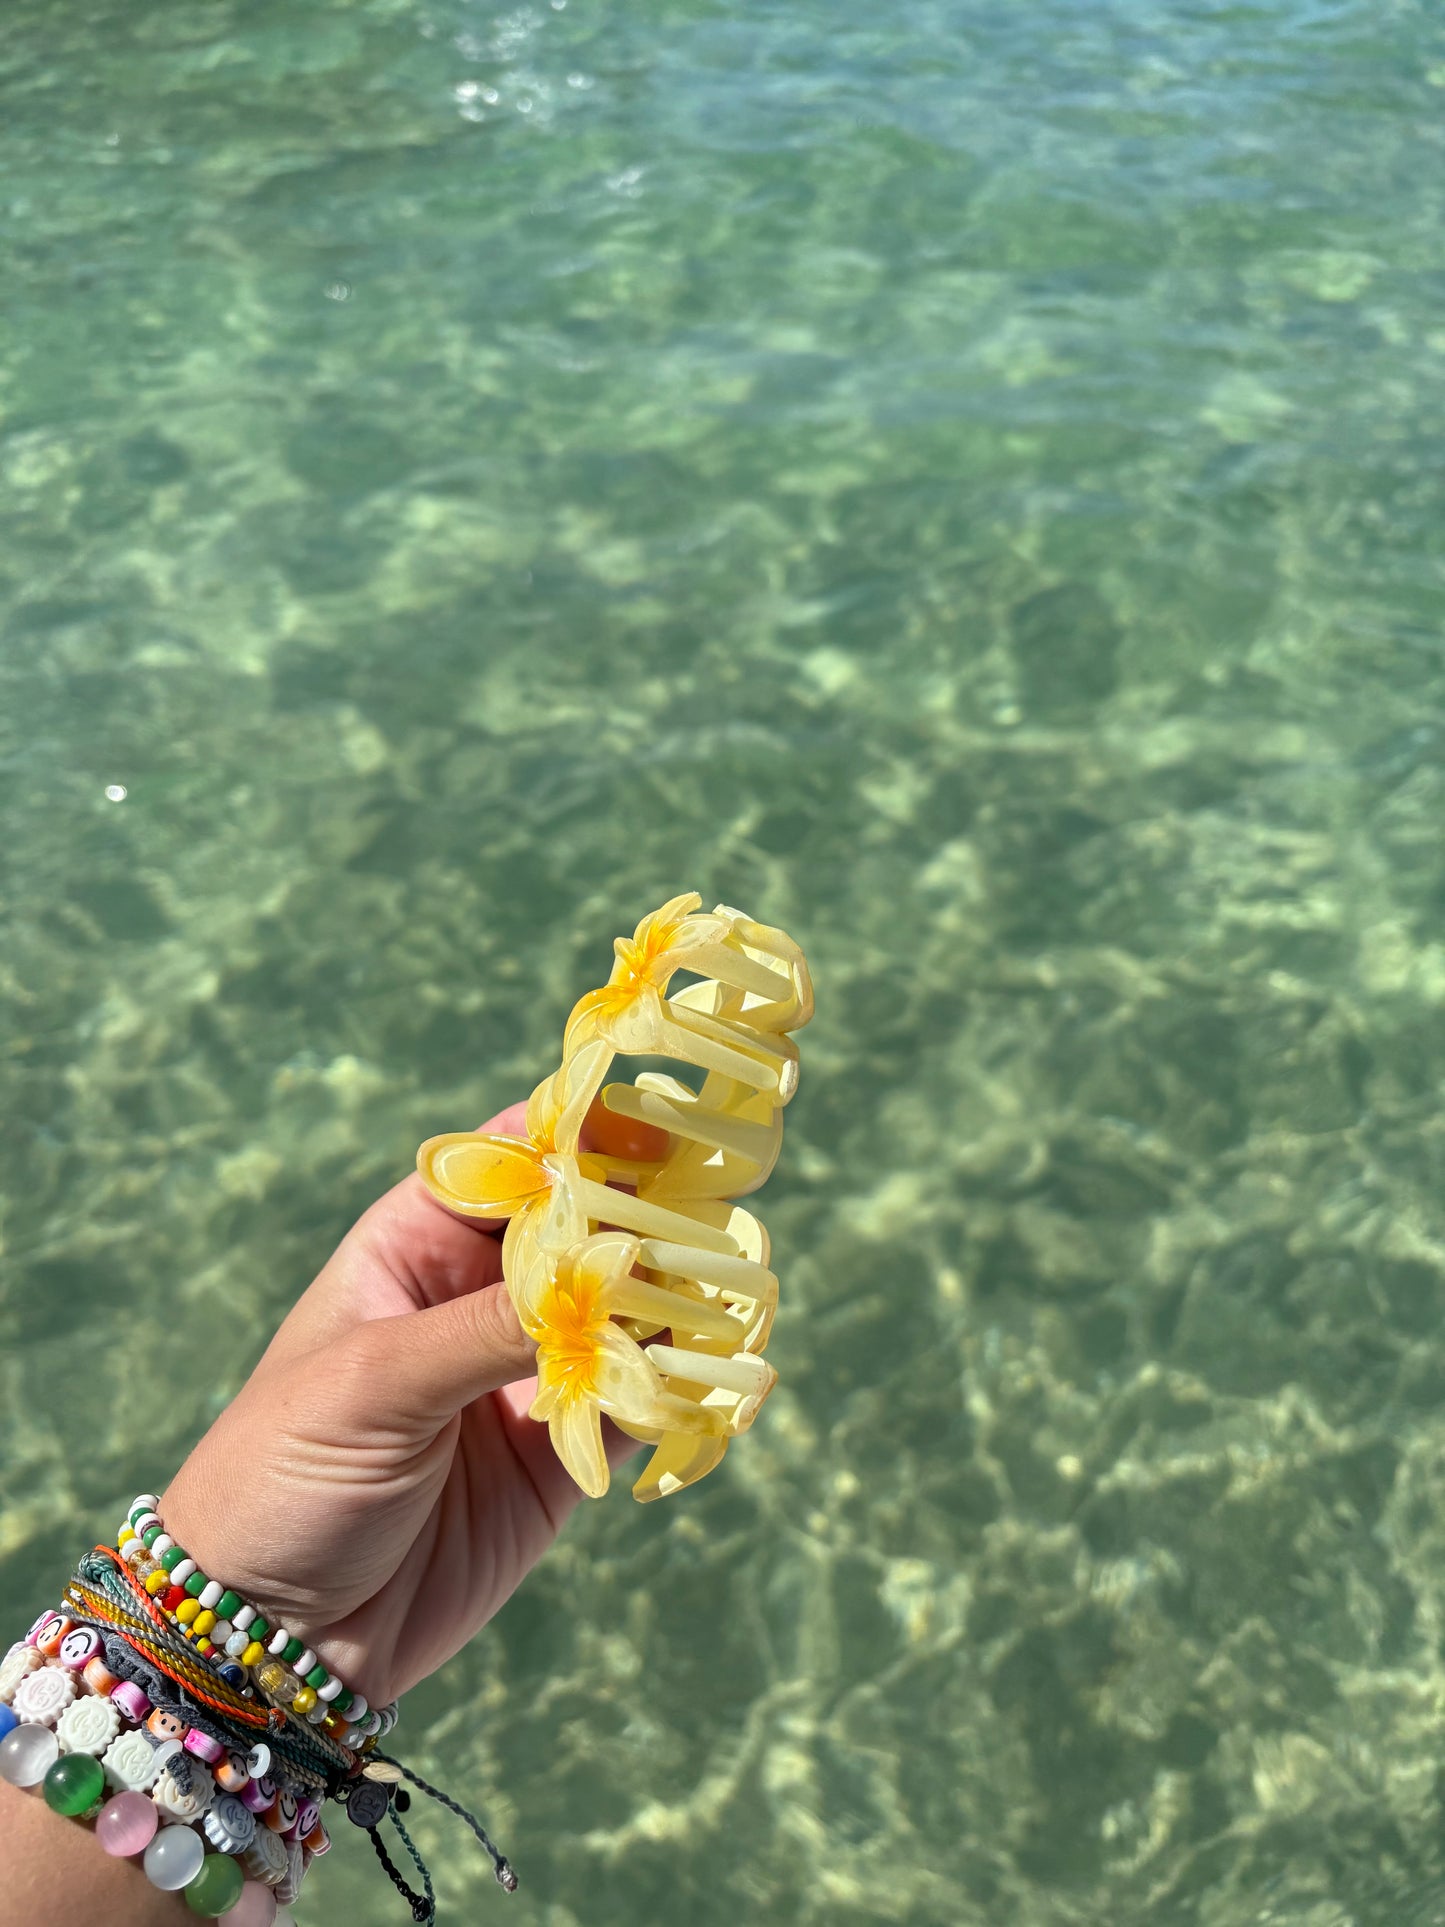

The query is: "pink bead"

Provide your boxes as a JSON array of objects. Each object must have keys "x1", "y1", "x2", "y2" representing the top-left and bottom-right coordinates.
[
  {"x1": 226, "y1": 1880, "x2": 279, "y2": 1927},
  {"x1": 183, "y1": 1728, "x2": 224, "y2": 1763},
  {"x1": 241, "y1": 1775, "x2": 277, "y2": 1813},
  {"x1": 110, "y1": 1682, "x2": 151, "y2": 1723},
  {"x1": 96, "y1": 1791, "x2": 159, "y2": 1857}
]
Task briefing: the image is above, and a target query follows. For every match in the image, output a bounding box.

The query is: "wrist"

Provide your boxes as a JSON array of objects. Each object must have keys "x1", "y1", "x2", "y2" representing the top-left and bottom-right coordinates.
[{"x1": 124, "y1": 1488, "x2": 396, "y2": 1750}]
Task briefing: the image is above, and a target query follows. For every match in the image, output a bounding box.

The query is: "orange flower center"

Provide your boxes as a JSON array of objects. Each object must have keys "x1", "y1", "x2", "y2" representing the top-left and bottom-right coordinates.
[{"x1": 536, "y1": 1266, "x2": 607, "y2": 1404}]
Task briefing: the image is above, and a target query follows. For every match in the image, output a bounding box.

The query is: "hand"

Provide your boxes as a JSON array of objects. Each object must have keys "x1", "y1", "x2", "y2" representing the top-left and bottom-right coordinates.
[{"x1": 160, "y1": 1103, "x2": 622, "y2": 1708}]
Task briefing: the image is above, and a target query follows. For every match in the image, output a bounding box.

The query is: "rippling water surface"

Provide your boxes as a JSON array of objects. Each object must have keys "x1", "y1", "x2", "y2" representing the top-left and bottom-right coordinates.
[{"x1": 5, "y1": 1, "x2": 1445, "y2": 1920}]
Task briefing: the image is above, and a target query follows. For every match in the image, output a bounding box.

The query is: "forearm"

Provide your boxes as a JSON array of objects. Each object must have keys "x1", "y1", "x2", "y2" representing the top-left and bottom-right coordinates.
[{"x1": 0, "y1": 1775, "x2": 190, "y2": 1927}]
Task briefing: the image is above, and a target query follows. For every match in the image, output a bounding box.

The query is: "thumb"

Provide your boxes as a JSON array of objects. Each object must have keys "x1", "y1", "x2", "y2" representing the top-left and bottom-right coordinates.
[{"x1": 327, "y1": 1279, "x2": 538, "y2": 1435}]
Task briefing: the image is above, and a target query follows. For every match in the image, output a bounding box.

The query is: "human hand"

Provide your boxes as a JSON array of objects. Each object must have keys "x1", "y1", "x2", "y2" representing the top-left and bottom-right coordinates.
[{"x1": 160, "y1": 1102, "x2": 624, "y2": 1708}]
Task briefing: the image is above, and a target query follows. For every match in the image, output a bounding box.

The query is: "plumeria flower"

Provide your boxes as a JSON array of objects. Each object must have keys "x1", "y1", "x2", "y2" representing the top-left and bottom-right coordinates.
[
  {"x1": 419, "y1": 1034, "x2": 749, "y2": 1297},
  {"x1": 525, "y1": 1231, "x2": 736, "y2": 1497},
  {"x1": 416, "y1": 1037, "x2": 615, "y2": 1287},
  {"x1": 565, "y1": 892, "x2": 801, "y2": 1100}
]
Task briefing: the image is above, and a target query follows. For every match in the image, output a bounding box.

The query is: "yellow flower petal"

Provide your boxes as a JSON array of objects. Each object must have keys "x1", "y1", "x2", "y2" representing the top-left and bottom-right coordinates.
[
  {"x1": 551, "y1": 1396, "x2": 610, "y2": 1499},
  {"x1": 590, "y1": 1322, "x2": 670, "y2": 1426},
  {"x1": 416, "y1": 1133, "x2": 548, "y2": 1217},
  {"x1": 525, "y1": 1037, "x2": 613, "y2": 1152}
]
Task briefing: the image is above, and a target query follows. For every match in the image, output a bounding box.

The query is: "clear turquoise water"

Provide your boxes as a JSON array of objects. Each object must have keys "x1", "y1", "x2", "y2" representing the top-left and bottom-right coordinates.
[{"x1": 4, "y1": 0, "x2": 1445, "y2": 1920}]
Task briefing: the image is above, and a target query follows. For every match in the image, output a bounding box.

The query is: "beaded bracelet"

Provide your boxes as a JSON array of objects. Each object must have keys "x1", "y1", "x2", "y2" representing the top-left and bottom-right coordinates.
[
  {"x1": 1, "y1": 1643, "x2": 314, "y2": 1919},
  {"x1": 4, "y1": 1551, "x2": 511, "y2": 1923},
  {"x1": 116, "y1": 1495, "x2": 399, "y2": 1749}
]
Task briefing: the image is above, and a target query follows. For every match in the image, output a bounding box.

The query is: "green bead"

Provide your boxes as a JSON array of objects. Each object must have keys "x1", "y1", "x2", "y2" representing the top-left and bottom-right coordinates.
[
  {"x1": 161, "y1": 1545, "x2": 188, "y2": 1573},
  {"x1": 128, "y1": 1504, "x2": 150, "y2": 1526},
  {"x1": 333, "y1": 1685, "x2": 353, "y2": 1715},
  {"x1": 184, "y1": 1853, "x2": 245, "y2": 1917},
  {"x1": 184, "y1": 1571, "x2": 208, "y2": 1597},
  {"x1": 305, "y1": 1662, "x2": 329, "y2": 1689},
  {"x1": 249, "y1": 1617, "x2": 269, "y2": 1642},
  {"x1": 280, "y1": 1637, "x2": 304, "y2": 1666},
  {"x1": 142, "y1": 1525, "x2": 163, "y2": 1548},
  {"x1": 215, "y1": 1591, "x2": 242, "y2": 1622},
  {"x1": 43, "y1": 1752, "x2": 105, "y2": 1817}
]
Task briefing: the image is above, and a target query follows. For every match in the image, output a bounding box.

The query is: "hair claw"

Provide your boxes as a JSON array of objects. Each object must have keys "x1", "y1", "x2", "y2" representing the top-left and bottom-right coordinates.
[{"x1": 416, "y1": 893, "x2": 810, "y2": 1501}]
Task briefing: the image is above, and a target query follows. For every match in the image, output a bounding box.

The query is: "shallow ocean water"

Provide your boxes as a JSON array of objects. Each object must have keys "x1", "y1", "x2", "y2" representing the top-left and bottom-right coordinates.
[{"x1": 4, "y1": 0, "x2": 1445, "y2": 1920}]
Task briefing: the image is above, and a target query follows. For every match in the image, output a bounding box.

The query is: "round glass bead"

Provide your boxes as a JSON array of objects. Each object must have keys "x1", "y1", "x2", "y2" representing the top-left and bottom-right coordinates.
[
  {"x1": 227, "y1": 1879, "x2": 279, "y2": 1927},
  {"x1": 254, "y1": 1661, "x2": 287, "y2": 1696},
  {"x1": 144, "y1": 1824, "x2": 206, "y2": 1890},
  {"x1": 145, "y1": 1569, "x2": 170, "y2": 1596},
  {"x1": 271, "y1": 1670, "x2": 301, "y2": 1705},
  {"x1": 43, "y1": 1750, "x2": 105, "y2": 1815},
  {"x1": 96, "y1": 1790, "x2": 160, "y2": 1857},
  {"x1": 291, "y1": 1687, "x2": 318, "y2": 1717},
  {"x1": 225, "y1": 1632, "x2": 250, "y2": 1659},
  {"x1": 0, "y1": 1722, "x2": 59, "y2": 1785},
  {"x1": 185, "y1": 1852, "x2": 245, "y2": 1917}
]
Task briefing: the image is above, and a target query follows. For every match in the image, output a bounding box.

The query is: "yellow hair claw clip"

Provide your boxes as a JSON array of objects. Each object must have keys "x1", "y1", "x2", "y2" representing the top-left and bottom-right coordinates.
[{"x1": 416, "y1": 892, "x2": 811, "y2": 1501}]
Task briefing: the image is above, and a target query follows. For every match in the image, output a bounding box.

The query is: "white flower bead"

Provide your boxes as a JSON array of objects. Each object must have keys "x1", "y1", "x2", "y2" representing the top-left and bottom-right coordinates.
[
  {"x1": 243, "y1": 1826, "x2": 288, "y2": 1885},
  {"x1": 276, "y1": 1841, "x2": 306, "y2": 1906},
  {"x1": 0, "y1": 1644, "x2": 43, "y2": 1705},
  {"x1": 102, "y1": 1728, "x2": 162, "y2": 1793},
  {"x1": 12, "y1": 1665, "x2": 77, "y2": 1727},
  {"x1": 152, "y1": 1757, "x2": 215, "y2": 1823},
  {"x1": 204, "y1": 1793, "x2": 257, "y2": 1854},
  {"x1": 56, "y1": 1694, "x2": 121, "y2": 1756}
]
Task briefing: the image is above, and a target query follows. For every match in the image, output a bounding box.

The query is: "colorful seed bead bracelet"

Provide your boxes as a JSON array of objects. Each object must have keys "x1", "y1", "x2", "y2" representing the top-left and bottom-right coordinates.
[{"x1": 116, "y1": 1495, "x2": 398, "y2": 1749}]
